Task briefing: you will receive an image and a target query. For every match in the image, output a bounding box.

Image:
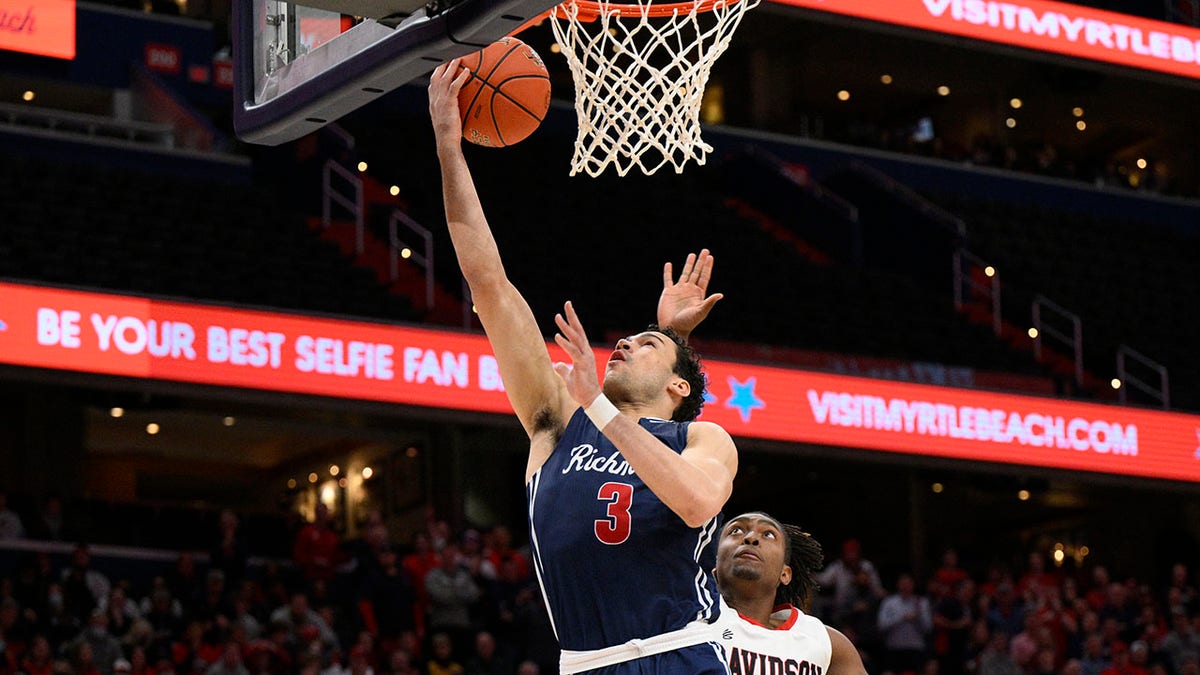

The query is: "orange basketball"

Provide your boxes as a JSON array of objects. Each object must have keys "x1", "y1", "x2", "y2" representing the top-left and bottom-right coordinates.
[{"x1": 457, "y1": 37, "x2": 551, "y2": 148}]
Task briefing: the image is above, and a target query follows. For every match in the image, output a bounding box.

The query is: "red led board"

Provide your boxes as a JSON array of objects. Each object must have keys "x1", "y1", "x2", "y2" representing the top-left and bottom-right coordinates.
[
  {"x1": 2, "y1": 282, "x2": 1197, "y2": 481},
  {"x1": 773, "y1": 0, "x2": 1200, "y2": 80}
]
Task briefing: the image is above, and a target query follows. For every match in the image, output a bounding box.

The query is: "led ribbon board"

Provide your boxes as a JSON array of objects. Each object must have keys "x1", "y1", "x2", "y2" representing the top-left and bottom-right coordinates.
[
  {"x1": 2, "y1": 281, "x2": 1198, "y2": 482},
  {"x1": 0, "y1": 0, "x2": 75, "y2": 59},
  {"x1": 772, "y1": 0, "x2": 1200, "y2": 80}
]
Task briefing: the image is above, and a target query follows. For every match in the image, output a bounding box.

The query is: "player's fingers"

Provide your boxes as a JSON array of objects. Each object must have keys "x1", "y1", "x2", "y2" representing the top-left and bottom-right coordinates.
[
  {"x1": 697, "y1": 253, "x2": 714, "y2": 290},
  {"x1": 552, "y1": 362, "x2": 572, "y2": 382},
  {"x1": 554, "y1": 316, "x2": 577, "y2": 349},
  {"x1": 432, "y1": 60, "x2": 451, "y2": 83},
  {"x1": 554, "y1": 332, "x2": 574, "y2": 356},
  {"x1": 450, "y1": 65, "x2": 471, "y2": 91},
  {"x1": 563, "y1": 301, "x2": 590, "y2": 344},
  {"x1": 698, "y1": 293, "x2": 724, "y2": 316},
  {"x1": 662, "y1": 262, "x2": 674, "y2": 287},
  {"x1": 679, "y1": 252, "x2": 697, "y2": 283}
]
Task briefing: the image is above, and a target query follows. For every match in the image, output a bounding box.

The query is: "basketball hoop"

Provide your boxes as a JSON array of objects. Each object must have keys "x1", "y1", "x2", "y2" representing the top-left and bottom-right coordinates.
[{"x1": 549, "y1": 0, "x2": 757, "y2": 176}]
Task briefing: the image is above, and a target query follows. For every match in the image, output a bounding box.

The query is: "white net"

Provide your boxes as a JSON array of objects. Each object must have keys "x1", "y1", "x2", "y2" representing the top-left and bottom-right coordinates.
[{"x1": 550, "y1": 0, "x2": 757, "y2": 176}]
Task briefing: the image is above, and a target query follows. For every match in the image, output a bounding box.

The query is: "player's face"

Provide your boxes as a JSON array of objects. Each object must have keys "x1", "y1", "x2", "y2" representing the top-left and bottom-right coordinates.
[
  {"x1": 602, "y1": 331, "x2": 683, "y2": 401},
  {"x1": 717, "y1": 513, "x2": 791, "y2": 589}
]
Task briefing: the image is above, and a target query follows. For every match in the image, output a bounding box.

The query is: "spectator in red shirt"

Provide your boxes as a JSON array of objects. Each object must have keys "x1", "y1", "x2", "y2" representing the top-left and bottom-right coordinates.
[
  {"x1": 19, "y1": 635, "x2": 52, "y2": 675},
  {"x1": 294, "y1": 504, "x2": 342, "y2": 586},
  {"x1": 1087, "y1": 568, "x2": 1112, "y2": 613},
  {"x1": 401, "y1": 534, "x2": 440, "y2": 637},
  {"x1": 936, "y1": 551, "x2": 970, "y2": 592},
  {"x1": 483, "y1": 527, "x2": 528, "y2": 585},
  {"x1": 1018, "y1": 554, "x2": 1058, "y2": 597},
  {"x1": 1101, "y1": 642, "x2": 1147, "y2": 675}
]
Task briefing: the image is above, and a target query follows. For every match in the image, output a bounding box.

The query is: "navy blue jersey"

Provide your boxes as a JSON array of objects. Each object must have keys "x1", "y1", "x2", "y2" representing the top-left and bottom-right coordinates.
[{"x1": 527, "y1": 408, "x2": 724, "y2": 660}]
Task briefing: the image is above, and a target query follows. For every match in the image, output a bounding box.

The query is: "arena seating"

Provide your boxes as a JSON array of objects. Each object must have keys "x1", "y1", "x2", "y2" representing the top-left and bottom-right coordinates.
[
  {"x1": 925, "y1": 190, "x2": 1200, "y2": 410},
  {"x1": 348, "y1": 110, "x2": 1048, "y2": 382},
  {"x1": 0, "y1": 152, "x2": 416, "y2": 323}
]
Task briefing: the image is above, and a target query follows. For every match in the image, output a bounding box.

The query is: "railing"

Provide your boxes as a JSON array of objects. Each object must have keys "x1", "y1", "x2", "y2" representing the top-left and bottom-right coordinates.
[
  {"x1": 0, "y1": 102, "x2": 175, "y2": 147},
  {"x1": 1032, "y1": 295, "x2": 1083, "y2": 387},
  {"x1": 388, "y1": 209, "x2": 434, "y2": 311},
  {"x1": 952, "y1": 248, "x2": 1002, "y2": 337},
  {"x1": 846, "y1": 160, "x2": 967, "y2": 237},
  {"x1": 321, "y1": 159, "x2": 364, "y2": 255},
  {"x1": 1117, "y1": 344, "x2": 1170, "y2": 409}
]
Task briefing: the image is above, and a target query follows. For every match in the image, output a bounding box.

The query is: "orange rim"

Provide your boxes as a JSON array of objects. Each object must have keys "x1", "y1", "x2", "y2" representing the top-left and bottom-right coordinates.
[{"x1": 550, "y1": 0, "x2": 741, "y2": 20}]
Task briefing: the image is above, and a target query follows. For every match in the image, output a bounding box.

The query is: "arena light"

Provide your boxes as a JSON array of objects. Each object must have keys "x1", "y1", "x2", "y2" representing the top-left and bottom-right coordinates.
[
  {"x1": 984, "y1": 266, "x2": 996, "y2": 277},
  {"x1": 931, "y1": 482, "x2": 944, "y2": 493},
  {"x1": 1028, "y1": 327, "x2": 1039, "y2": 338},
  {"x1": 937, "y1": 85, "x2": 950, "y2": 96},
  {"x1": 222, "y1": 416, "x2": 236, "y2": 426},
  {"x1": 1136, "y1": 158, "x2": 1148, "y2": 169},
  {"x1": 1009, "y1": 98, "x2": 1022, "y2": 109},
  {"x1": 22, "y1": 90, "x2": 34, "y2": 102},
  {"x1": 357, "y1": 161, "x2": 368, "y2": 172},
  {"x1": 389, "y1": 185, "x2": 400, "y2": 196},
  {"x1": 1005, "y1": 118, "x2": 1017, "y2": 128},
  {"x1": 287, "y1": 478, "x2": 297, "y2": 489},
  {"x1": 110, "y1": 407, "x2": 124, "y2": 418},
  {"x1": 836, "y1": 89, "x2": 850, "y2": 101},
  {"x1": 146, "y1": 422, "x2": 160, "y2": 435},
  {"x1": 1017, "y1": 489, "x2": 1031, "y2": 501},
  {"x1": 880, "y1": 74, "x2": 893, "y2": 84},
  {"x1": 330, "y1": 464, "x2": 340, "y2": 476},
  {"x1": 361, "y1": 466, "x2": 374, "y2": 479},
  {"x1": 1076, "y1": 120, "x2": 1087, "y2": 131},
  {"x1": 1073, "y1": 107, "x2": 1085, "y2": 117},
  {"x1": 1111, "y1": 378, "x2": 1122, "y2": 389},
  {"x1": 308, "y1": 472, "x2": 319, "y2": 483}
]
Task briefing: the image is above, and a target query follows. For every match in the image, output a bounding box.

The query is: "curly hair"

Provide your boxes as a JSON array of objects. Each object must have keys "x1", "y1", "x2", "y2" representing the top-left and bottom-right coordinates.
[{"x1": 647, "y1": 324, "x2": 707, "y2": 422}]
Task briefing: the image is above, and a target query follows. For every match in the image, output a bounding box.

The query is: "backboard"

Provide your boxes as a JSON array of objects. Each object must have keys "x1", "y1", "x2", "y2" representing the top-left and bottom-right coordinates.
[{"x1": 233, "y1": 0, "x2": 559, "y2": 145}]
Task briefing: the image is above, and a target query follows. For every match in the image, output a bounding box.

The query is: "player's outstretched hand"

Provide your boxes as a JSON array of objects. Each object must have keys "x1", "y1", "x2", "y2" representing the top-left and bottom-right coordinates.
[
  {"x1": 428, "y1": 59, "x2": 470, "y2": 144},
  {"x1": 552, "y1": 301, "x2": 603, "y2": 407},
  {"x1": 657, "y1": 248, "x2": 723, "y2": 341}
]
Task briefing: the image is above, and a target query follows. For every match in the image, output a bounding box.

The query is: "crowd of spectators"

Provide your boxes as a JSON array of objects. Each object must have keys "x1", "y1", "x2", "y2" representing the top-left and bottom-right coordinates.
[
  {"x1": 813, "y1": 540, "x2": 1200, "y2": 675},
  {"x1": 1, "y1": 491, "x2": 1198, "y2": 675},
  {"x1": 0, "y1": 495, "x2": 556, "y2": 675}
]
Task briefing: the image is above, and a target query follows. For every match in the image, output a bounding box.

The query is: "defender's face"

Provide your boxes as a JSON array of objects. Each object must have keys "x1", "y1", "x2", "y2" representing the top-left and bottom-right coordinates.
[{"x1": 717, "y1": 513, "x2": 790, "y2": 587}]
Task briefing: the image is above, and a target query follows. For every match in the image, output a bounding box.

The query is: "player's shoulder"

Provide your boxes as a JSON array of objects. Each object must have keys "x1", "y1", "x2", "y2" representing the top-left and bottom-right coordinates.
[{"x1": 686, "y1": 419, "x2": 735, "y2": 441}]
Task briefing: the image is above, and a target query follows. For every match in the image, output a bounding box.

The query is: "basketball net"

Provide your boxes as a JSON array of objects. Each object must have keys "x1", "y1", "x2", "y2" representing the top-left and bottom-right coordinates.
[{"x1": 549, "y1": 0, "x2": 757, "y2": 176}]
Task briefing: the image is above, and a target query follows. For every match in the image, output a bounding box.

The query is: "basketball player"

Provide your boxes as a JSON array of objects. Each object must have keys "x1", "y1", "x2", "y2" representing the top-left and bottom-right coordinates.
[
  {"x1": 428, "y1": 60, "x2": 737, "y2": 675},
  {"x1": 716, "y1": 512, "x2": 869, "y2": 675}
]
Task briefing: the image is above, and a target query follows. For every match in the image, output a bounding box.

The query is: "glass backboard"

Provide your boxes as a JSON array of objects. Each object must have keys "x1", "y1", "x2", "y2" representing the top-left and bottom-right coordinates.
[{"x1": 233, "y1": 0, "x2": 558, "y2": 145}]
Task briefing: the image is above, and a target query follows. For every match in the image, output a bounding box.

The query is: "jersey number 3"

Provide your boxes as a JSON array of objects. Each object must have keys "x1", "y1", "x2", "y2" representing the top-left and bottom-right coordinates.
[{"x1": 594, "y1": 482, "x2": 633, "y2": 545}]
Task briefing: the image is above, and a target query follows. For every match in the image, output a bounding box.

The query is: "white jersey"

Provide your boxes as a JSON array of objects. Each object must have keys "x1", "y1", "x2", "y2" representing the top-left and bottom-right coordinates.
[{"x1": 715, "y1": 598, "x2": 832, "y2": 675}]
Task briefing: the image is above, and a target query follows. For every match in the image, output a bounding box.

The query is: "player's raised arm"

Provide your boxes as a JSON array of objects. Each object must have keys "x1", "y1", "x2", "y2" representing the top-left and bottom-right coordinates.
[
  {"x1": 553, "y1": 302, "x2": 737, "y2": 528},
  {"x1": 657, "y1": 248, "x2": 724, "y2": 342},
  {"x1": 429, "y1": 61, "x2": 570, "y2": 437}
]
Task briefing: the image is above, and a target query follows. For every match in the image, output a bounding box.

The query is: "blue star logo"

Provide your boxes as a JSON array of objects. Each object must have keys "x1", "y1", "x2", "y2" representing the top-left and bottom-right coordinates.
[
  {"x1": 0, "y1": 320, "x2": 6, "y2": 332},
  {"x1": 725, "y1": 376, "x2": 765, "y2": 423},
  {"x1": 703, "y1": 390, "x2": 718, "y2": 405}
]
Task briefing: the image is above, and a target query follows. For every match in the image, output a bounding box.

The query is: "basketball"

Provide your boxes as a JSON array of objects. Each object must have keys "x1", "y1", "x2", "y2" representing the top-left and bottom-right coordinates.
[{"x1": 457, "y1": 37, "x2": 551, "y2": 148}]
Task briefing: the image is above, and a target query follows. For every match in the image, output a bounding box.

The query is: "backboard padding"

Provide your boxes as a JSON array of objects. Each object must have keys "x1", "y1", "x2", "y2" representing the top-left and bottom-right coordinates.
[{"x1": 234, "y1": 0, "x2": 558, "y2": 145}]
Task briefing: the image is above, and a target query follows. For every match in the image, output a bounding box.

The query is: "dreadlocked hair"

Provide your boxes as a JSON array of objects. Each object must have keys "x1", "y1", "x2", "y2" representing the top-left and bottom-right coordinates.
[{"x1": 777, "y1": 524, "x2": 824, "y2": 611}]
